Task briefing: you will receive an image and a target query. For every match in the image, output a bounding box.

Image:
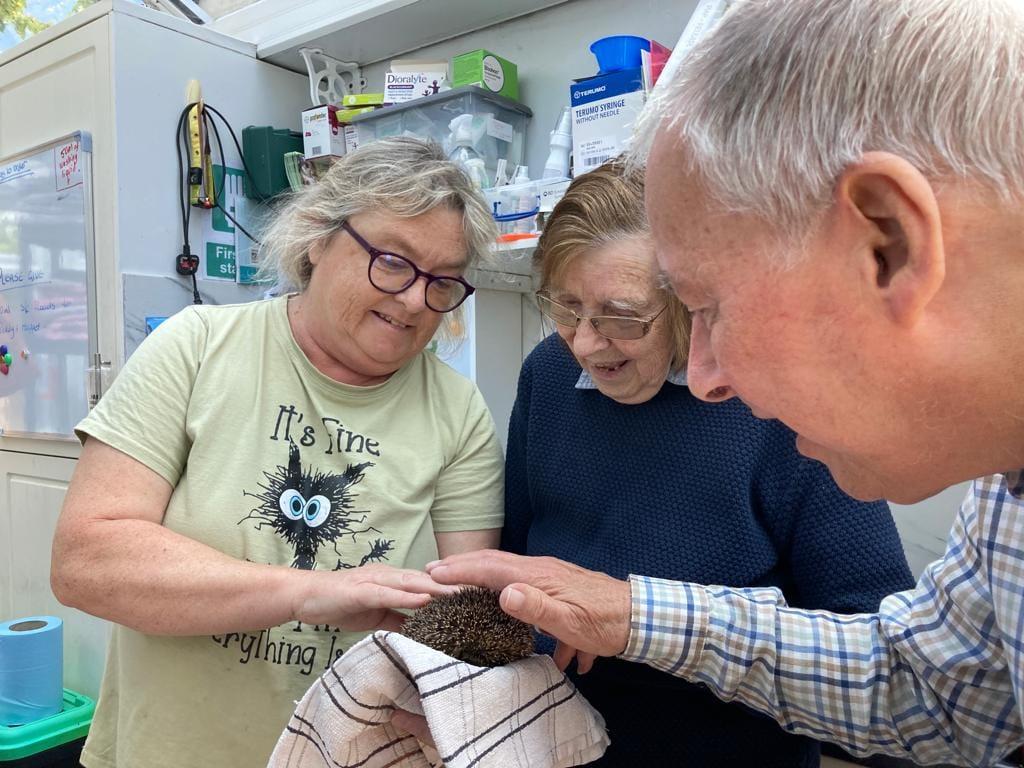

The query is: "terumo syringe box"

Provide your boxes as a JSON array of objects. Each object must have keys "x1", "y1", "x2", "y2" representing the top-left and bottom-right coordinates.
[{"x1": 569, "y1": 67, "x2": 645, "y2": 174}]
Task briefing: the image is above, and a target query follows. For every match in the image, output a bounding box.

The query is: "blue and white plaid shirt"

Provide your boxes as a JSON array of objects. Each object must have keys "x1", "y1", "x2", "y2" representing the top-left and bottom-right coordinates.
[{"x1": 622, "y1": 471, "x2": 1024, "y2": 766}]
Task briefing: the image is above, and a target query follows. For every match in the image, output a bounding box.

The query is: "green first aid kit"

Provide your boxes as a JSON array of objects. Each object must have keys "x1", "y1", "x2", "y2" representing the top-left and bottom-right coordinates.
[
  {"x1": 451, "y1": 49, "x2": 519, "y2": 100},
  {"x1": 0, "y1": 689, "x2": 94, "y2": 764},
  {"x1": 242, "y1": 125, "x2": 303, "y2": 200}
]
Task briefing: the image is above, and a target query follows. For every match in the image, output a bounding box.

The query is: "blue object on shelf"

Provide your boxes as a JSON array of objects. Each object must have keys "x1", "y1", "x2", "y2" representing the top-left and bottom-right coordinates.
[
  {"x1": 589, "y1": 35, "x2": 651, "y2": 74},
  {"x1": 492, "y1": 207, "x2": 540, "y2": 222}
]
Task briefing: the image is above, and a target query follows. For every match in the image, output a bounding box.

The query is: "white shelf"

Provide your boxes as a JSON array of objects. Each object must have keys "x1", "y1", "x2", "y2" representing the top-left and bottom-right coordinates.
[
  {"x1": 211, "y1": 0, "x2": 570, "y2": 73},
  {"x1": 469, "y1": 243, "x2": 536, "y2": 294}
]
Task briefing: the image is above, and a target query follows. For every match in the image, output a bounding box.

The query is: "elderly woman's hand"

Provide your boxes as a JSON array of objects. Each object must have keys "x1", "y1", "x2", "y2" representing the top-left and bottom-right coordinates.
[
  {"x1": 293, "y1": 564, "x2": 458, "y2": 632},
  {"x1": 426, "y1": 550, "x2": 631, "y2": 663}
]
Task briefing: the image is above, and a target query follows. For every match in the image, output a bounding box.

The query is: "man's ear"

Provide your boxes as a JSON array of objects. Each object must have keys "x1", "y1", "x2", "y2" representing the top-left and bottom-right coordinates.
[{"x1": 835, "y1": 152, "x2": 946, "y2": 326}]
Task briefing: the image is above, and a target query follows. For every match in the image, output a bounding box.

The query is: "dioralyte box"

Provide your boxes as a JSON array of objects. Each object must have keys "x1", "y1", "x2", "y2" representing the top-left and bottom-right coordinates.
[
  {"x1": 569, "y1": 67, "x2": 645, "y2": 175},
  {"x1": 384, "y1": 60, "x2": 449, "y2": 104},
  {"x1": 300, "y1": 105, "x2": 345, "y2": 159}
]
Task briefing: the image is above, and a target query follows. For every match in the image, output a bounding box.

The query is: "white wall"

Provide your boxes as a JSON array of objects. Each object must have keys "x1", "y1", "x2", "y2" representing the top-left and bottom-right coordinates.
[
  {"x1": 891, "y1": 483, "x2": 970, "y2": 578},
  {"x1": 111, "y1": 11, "x2": 308, "y2": 278},
  {"x1": 108, "y1": 10, "x2": 308, "y2": 360}
]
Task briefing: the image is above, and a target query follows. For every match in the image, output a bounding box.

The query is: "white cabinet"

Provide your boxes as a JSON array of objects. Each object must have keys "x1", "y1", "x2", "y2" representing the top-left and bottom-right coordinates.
[{"x1": 0, "y1": 449, "x2": 109, "y2": 698}]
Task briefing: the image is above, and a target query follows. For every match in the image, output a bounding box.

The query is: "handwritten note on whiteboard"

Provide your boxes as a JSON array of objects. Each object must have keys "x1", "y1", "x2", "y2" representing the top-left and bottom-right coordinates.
[
  {"x1": 0, "y1": 132, "x2": 92, "y2": 439},
  {"x1": 56, "y1": 138, "x2": 83, "y2": 191}
]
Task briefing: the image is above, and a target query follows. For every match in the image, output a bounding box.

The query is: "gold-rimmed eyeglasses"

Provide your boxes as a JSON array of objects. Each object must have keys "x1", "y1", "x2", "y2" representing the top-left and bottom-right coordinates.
[{"x1": 536, "y1": 292, "x2": 667, "y2": 341}]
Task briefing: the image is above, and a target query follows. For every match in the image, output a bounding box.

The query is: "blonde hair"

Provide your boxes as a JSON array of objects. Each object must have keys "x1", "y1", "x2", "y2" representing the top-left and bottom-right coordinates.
[
  {"x1": 534, "y1": 159, "x2": 690, "y2": 368},
  {"x1": 632, "y1": 0, "x2": 1024, "y2": 247},
  {"x1": 259, "y1": 137, "x2": 497, "y2": 336}
]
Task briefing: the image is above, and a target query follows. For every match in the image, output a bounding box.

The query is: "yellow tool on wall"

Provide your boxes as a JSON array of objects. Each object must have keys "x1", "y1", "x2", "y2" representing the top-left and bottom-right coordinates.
[{"x1": 186, "y1": 79, "x2": 216, "y2": 209}]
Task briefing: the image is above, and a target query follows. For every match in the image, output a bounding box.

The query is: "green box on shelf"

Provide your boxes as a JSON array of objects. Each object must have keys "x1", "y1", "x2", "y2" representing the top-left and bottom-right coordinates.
[
  {"x1": 0, "y1": 689, "x2": 94, "y2": 764},
  {"x1": 451, "y1": 49, "x2": 518, "y2": 100},
  {"x1": 341, "y1": 93, "x2": 385, "y2": 107}
]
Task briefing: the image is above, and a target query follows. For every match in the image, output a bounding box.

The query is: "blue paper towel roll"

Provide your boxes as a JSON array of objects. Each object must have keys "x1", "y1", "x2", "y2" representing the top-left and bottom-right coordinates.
[{"x1": 0, "y1": 616, "x2": 63, "y2": 726}]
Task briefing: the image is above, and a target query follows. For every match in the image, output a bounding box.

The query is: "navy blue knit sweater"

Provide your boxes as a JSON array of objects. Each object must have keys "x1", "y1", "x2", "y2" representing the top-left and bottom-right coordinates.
[{"x1": 502, "y1": 335, "x2": 915, "y2": 768}]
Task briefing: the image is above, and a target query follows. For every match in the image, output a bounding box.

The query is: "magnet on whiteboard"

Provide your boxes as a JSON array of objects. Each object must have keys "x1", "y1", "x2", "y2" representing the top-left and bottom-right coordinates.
[{"x1": 20, "y1": 349, "x2": 29, "y2": 360}]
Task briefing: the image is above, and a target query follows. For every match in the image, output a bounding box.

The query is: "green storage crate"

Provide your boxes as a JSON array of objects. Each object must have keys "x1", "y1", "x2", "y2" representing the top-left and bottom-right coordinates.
[
  {"x1": 242, "y1": 125, "x2": 303, "y2": 200},
  {"x1": 0, "y1": 689, "x2": 94, "y2": 764}
]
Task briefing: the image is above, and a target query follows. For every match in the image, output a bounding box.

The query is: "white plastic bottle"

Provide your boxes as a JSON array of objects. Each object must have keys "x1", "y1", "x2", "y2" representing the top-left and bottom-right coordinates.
[
  {"x1": 543, "y1": 106, "x2": 573, "y2": 179},
  {"x1": 513, "y1": 166, "x2": 536, "y2": 234},
  {"x1": 447, "y1": 114, "x2": 489, "y2": 187}
]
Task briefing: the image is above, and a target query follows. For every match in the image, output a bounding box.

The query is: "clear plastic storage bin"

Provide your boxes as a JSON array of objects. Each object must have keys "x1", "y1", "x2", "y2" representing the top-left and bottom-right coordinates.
[{"x1": 351, "y1": 86, "x2": 531, "y2": 187}]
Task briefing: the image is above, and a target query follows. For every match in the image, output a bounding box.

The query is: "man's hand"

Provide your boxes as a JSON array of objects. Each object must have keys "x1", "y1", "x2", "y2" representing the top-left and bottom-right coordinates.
[{"x1": 426, "y1": 550, "x2": 631, "y2": 665}]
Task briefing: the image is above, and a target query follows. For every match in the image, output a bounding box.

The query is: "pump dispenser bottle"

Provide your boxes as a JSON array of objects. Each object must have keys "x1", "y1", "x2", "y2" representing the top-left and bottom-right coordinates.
[
  {"x1": 447, "y1": 114, "x2": 489, "y2": 187},
  {"x1": 543, "y1": 106, "x2": 573, "y2": 179},
  {"x1": 513, "y1": 166, "x2": 536, "y2": 234}
]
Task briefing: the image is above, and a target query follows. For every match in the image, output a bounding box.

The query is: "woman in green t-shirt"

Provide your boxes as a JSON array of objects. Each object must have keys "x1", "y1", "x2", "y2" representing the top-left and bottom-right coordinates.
[{"x1": 51, "y1": 137, "x2": 506, "y2": 768}]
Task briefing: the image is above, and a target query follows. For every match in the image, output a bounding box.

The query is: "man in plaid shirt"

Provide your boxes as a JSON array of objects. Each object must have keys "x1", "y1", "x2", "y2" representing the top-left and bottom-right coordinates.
[{"x1": 428, "y1": 0, "x2": 1024, "y2": 765}]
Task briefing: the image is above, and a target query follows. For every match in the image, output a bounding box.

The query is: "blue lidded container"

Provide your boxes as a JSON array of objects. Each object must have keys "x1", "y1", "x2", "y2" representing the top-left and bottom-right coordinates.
[{"x1": 589, "y1": 35, "x2": 651, "y2": 74}]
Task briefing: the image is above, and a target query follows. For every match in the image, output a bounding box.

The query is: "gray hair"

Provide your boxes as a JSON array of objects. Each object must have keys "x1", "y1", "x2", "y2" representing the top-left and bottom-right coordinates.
[
  {"x1": 259, "y1": 136, "x2": 497, "y2": 336},
  {"x1": 633, "y1": 0, "x2": 1024, "y2": 243}
]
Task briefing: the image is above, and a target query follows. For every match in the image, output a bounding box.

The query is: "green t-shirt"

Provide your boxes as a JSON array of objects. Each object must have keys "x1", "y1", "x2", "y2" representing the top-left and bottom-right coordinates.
[{"x1": 74, "y1": 296, "x2": 504, "y2": 768}]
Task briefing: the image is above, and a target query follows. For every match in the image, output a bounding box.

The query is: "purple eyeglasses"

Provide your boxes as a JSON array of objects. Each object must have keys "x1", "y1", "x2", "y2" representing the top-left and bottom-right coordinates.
[{"x1": 341, "y1": 221, "x2": 475, "y2": 313}]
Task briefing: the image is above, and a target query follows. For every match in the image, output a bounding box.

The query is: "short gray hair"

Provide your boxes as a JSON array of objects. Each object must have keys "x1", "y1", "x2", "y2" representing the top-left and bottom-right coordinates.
[
  {"x1": 634, "y1": 0, "x2": 1024, "y2": 241},
  {"x1": 259, "y1": 136, "x2": 496, "y2": 334}
]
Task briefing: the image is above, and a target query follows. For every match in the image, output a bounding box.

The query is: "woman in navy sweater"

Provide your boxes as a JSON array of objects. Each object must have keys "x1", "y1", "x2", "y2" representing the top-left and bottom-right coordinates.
[{"x1": 503, "y1": 160, "x2": 915, "y2": 767}]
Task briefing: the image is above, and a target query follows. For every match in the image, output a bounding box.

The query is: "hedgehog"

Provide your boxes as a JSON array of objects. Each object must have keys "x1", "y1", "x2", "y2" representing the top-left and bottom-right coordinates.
[{"x1": 401, "y1": 586, "x2": 535, "y2": 667}]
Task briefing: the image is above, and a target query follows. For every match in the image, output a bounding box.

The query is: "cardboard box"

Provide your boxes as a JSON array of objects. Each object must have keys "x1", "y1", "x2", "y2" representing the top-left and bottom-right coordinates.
[
  {"x1": 336, "y1": 106, "x2": 376, "y2": 155},
  {"x1": 336, "y1": 107, "x2": 377, "y2": 122},
  {"x1": 385, "y1": 60, "x2": 449, "y2": 104},
  {"x1": 569, "y1": 67, "x2": 645, "y2": 174},
  {"x1": 301, "y1": 105, "x2": 345, "y2": 159},
  {"x1": 452, "y1": 49, "x2": 519, "y2": 100},
  {"x1": 341, "y1": 93, "x2": 385, "y2": 107}
]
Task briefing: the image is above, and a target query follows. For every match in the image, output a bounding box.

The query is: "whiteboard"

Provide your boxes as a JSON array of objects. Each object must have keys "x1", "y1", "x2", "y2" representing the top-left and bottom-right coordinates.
[{"x1": 0, "y1": 132, "x2": 98, "y2": 440}]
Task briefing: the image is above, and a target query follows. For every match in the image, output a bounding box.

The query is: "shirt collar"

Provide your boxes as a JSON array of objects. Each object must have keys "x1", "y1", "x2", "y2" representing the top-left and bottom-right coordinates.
[{"x1": 575, "y1": 367, "x2": 688, "y2": 390}]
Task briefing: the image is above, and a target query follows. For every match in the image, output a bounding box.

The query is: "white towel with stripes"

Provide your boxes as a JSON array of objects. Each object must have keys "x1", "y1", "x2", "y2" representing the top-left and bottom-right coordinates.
[{"x1": 268, "y1": 630, "x2": 609, "y2": 768}]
